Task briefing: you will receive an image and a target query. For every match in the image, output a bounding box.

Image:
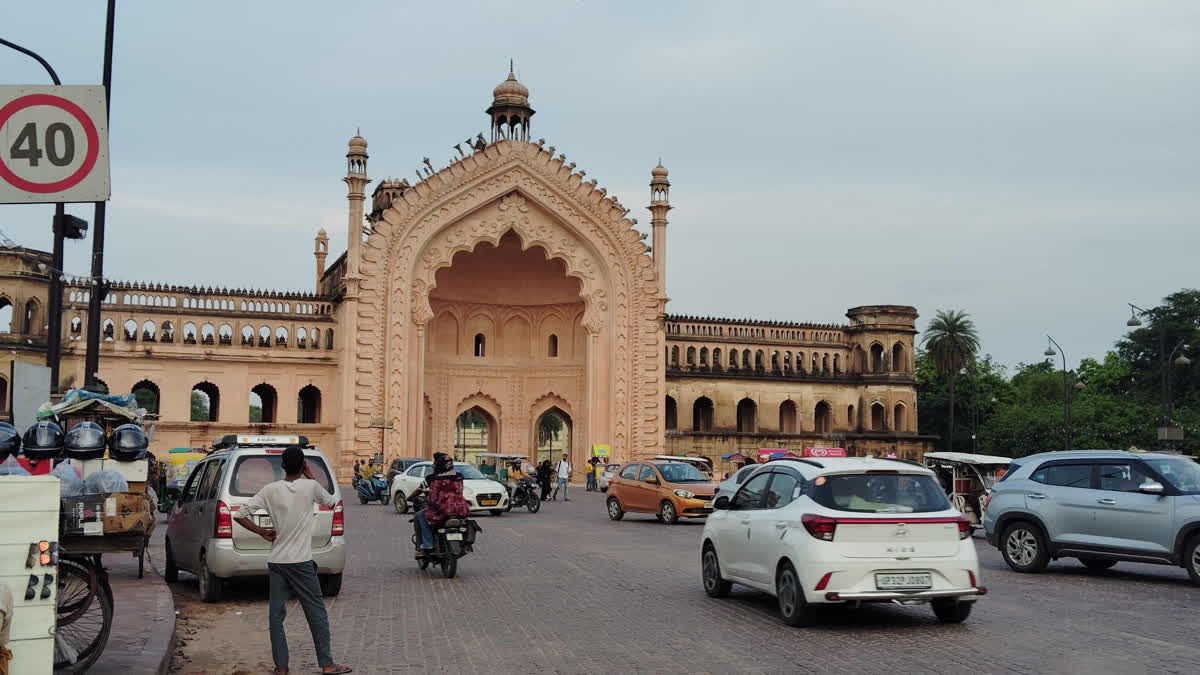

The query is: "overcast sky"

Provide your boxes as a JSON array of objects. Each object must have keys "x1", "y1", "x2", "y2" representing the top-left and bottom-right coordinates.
[{"x1": 4, "y1": 1, "x2": 1198, "y2": 370}]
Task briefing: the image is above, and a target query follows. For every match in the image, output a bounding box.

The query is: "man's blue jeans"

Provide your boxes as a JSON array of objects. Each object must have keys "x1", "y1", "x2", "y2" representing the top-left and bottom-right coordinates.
[
  {"x1": 267, "y1": 560, "x2": 333, "y2": 670},
  {"x1": 415, "y1": 508, "x2": 433, "y2": 549},
  {"x1": 586, "y1": 472, "x2": 596, "y2": 491},
  {"x1": 557, "y1": 477, "x2": 568, "y2": 499}
]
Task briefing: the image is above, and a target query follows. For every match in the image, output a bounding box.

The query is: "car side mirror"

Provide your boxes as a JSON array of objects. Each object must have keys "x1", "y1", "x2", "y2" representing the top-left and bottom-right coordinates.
[
  {"x1": 644, "y1": 477, "x2": 659, "y2": 485},
  {"x1": 713, "y1": 495, "x2": 730, "y2": 510},
  {"x1": 1138, "y1": 481, "x2": 1165, "y2": 495}
]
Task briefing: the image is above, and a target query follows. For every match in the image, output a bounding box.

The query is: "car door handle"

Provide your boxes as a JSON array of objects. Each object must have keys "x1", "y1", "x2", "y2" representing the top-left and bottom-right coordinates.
[
  {"x1": 739, "y1": 519, "x2": 751, "y2": 525},
  {"x1": 1097, "y1": 498, "x2": 1116, "y2": 505},
  {"x1": 1028, "y1": 493, "x2": 1046, "y2": 499}
]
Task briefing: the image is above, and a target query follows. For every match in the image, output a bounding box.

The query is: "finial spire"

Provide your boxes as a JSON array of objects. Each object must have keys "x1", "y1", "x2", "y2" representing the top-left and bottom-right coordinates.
[
  {"x1": 509, "y1": 58, "x2": 514, "y2": 74},
  {"x1": 356, "y1": 126, "x2": 360, "y2": 135}
]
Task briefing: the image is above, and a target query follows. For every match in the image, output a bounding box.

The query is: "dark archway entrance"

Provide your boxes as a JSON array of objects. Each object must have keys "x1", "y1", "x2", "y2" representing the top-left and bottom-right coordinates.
[
  {"x1": 455, "y1": 406, "x2": 497, "y2": 464},
  {"x1": 535, "y1": 407, "x2": 572, "y2": 466}
]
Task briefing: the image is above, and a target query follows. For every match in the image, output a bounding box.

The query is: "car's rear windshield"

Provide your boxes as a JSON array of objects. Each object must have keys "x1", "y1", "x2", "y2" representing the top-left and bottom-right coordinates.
[
  {"x1": 655, "y1": 462, "x2": 709, "y2": 483},
  {"x1": 809, "y1": 473, "x2": 950, "y2": 513},
  {"x1": 229, "y1": 454, "x2": 334, "y2": 497}
]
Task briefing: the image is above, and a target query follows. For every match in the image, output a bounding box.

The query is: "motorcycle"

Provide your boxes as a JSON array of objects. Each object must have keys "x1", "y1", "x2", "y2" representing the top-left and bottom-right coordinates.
[
  {"x1": 505, "y1": 476, "x2": 541, "y2": 513},
  {"x1": 410, "y1": 499, "x2": 481, "y2": 579},
  {"x1": 355, "y1": 471, "x2": 390, "y2": 505}
]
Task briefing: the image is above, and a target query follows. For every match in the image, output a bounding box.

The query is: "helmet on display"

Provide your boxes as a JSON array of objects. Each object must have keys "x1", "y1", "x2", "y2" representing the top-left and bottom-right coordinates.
[
  {"x1": 65, "y1": 421, "x2": 108, "y2": 460},
  {"x1": 22, "y1": 421, "x2": 65, "y2": 460},
  {"x1": 0, "y1": 422, "x2": 20, "y2": 460},
  {"x1": 107, "y1": 424, "x2": 148, "y2": 461}
]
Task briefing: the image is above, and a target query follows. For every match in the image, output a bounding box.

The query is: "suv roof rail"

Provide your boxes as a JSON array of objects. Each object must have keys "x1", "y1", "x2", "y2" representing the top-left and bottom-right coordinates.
[{"x1": 212, "y1": 434, "x2": 311, "y2": 450}]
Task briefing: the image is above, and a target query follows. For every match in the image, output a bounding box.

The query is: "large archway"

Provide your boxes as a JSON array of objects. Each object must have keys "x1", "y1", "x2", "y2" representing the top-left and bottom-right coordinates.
[
  {"x1": 454, "y1": 406, "x2": 497, "y2": 465},
  {"x1": 534, "y1": 406, "x2": 572, "y2": 466}
]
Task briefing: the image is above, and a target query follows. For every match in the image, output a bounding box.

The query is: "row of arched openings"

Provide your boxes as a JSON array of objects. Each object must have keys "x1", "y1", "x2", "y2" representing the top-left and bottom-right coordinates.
[
  {"x1": 471, "y1": 333, "x2": 559, "y2": 358},
  {"x1": 91, "y1": 317, "x2": 333, "y2": 349},
  {"x1": 664, "y1": 396, "x2": 909, "y2": 434},
  {"x1": 128, "y1": 380, "x2": 322, "y2": 424},
  {"x1": 0, "y1": 297, "x2": 41, "y2": 335},
  {"x1": 667, "y1": 341, "x2": 910, "y2": 375}
]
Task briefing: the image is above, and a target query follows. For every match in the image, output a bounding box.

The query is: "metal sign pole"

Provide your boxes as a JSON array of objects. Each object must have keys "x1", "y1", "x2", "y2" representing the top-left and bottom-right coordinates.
[{"x1": 84, "y1": 0, "x2": 116, "y2": 391}]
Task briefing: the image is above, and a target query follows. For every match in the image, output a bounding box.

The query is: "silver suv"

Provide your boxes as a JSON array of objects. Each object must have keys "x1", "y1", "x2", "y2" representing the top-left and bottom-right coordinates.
[
  {"x1": 164, "y1": 435, "x2": 347, "y2": 602},
  {"x1": 982, "y1": 450, "x2": 1200, "y2": 584}
]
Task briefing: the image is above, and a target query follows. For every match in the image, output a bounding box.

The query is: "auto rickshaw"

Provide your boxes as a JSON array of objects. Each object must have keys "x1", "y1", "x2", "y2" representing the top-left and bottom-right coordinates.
[
  {"x1": 476, "y1": 452, "x2": 534, "y2": 482},
  {"x1": 158, "y1": 447, "x2": 208, "y2": 513},
  {"x1": 923, "y1": 451, "x2": 1012, "y2": 533}
]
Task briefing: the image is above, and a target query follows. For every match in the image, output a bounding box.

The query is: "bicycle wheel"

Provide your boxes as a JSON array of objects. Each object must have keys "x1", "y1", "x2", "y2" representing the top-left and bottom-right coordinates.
[{"x1": 54, "y1": 559, "x2": 114, "y2": 674}]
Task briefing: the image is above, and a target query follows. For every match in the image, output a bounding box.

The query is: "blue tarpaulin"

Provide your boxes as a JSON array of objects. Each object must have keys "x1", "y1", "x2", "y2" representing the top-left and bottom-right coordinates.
[{"x1": 37, "y1": 389, "x2": 142, "y2": 421}]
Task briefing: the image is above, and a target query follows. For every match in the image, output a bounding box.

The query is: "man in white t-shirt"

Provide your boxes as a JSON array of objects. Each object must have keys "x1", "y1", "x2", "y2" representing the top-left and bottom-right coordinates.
[
  {"x1": 553, "y1": 453, "x2": 572, "y2": 501},
  {"x1": 233, "y1": 446, "x2": 351, "y2": 675}
]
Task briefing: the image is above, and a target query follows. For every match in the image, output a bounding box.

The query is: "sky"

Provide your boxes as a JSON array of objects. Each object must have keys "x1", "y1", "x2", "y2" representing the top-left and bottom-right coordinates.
[{"x1": 3, "y1": 1, "x2": 1198, "y2": 371}]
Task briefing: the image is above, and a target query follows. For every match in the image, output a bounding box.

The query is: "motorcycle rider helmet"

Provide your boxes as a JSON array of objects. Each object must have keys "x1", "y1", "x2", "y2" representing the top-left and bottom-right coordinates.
[
  {"x1": 0, "y1": 422, "x2": 20, "y2": 460},
  {"x1": 22, "y1": 421, "x2": 64, "y2": 460},
  {"x1": 107, "y1": 423, "x2": 148, "y2": 461},
  {"x1": 65, "y1": 421, "x2": 107, "y2": 460},
  {"x1": 432, "y1": 452, "x2": 453, "y2": 474}
]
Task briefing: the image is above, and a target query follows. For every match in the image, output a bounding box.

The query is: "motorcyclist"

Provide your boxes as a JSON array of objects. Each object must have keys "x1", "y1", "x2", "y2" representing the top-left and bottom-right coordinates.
[{"x1": 413, "y1": 452, "x2": 470, "y2": 556}]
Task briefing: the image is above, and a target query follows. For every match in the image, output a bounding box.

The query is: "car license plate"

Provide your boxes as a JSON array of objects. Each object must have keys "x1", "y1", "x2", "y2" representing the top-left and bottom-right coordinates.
[
  {"x1": 875, "y1": 573, "x2": 932, "y2": 590},
  {"x1": 258, "y1": 516, "x2": 273, "y2": 529},
  {"x1": 445, "y1": 532, "x2": 463, "y2": 541},
  {"x1": 479, "y1": 498, "x2": 498, "y2": 506}
]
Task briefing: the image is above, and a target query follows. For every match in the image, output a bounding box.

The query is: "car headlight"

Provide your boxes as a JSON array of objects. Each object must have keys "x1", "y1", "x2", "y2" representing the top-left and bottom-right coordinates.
[{"x1": 673, "y1": 489, "x2": 695, "y2": 499}]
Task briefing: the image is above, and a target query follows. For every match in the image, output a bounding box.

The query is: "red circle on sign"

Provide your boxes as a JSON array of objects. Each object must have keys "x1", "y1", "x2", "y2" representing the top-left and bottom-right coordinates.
[{"x1": 0, "y1": 93, "x2": 101, "y2": 194}]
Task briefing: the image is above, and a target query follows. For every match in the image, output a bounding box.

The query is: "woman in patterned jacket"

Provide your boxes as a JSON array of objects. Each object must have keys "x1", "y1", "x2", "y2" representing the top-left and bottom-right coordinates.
[{"x1": 413, "y1": 452, "x2": 470, "y2": 556}]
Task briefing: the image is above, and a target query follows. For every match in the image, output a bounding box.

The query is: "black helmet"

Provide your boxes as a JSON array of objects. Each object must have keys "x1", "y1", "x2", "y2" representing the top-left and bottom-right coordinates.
[
  {"x1": 0, "y1": 422, "x2": 20, "y2": 460},
  {"x1": 108, "y1": 424, "x2": 148, "y2": 461},
  {"x1": 22, "y1": 421, "x2": 64, "y2": 460},
  {"x1": 65, "y1": 421, "x2": 107, "y2": 460}
]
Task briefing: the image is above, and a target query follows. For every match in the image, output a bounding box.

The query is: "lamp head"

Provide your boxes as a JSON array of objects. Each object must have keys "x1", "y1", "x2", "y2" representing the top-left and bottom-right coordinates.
[{"x1": 1044, "y1": 347, "x2": 1056, "y2": 357}]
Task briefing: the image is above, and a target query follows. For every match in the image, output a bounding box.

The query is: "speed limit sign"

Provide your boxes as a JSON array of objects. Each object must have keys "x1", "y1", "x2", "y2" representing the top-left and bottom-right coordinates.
[{"x1": 0, "y1": 85, "x2": 110, "y2": 204}]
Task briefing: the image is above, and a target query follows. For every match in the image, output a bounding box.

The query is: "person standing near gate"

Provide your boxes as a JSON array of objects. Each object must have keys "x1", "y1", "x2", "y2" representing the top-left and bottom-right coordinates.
[
  {"x1": 233, "y1": 445, "x2": 352, "y2": 675},
  {"x1": 552, "y1": 452, "x2": 571, "y2": 501}
]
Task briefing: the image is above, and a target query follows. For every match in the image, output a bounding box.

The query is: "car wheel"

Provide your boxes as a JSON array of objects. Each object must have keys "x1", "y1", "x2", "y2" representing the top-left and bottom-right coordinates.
[
  {"x1": 931, "y1": 598, "x2": 973, "y2": 623},
  {"x1": 320, "y1": 573, "x2": 343, "y2": 597},
  {"x1": 1185, "y1": 535, "x2": 1200, "y2": 586},
  {"x1": 776, "y1": 562, "x2": 817, "y2": 627},
  {"x1": 163, "y1": 538, "x2": 178, "y2": 583},
  {"x1": 394, "y1": 492, "x2": 407, "y2": 515},
  {"x1": 659, "y1": 500, "x2": 678, "y2": 525},
  {"x1": 490, "y1": 509, "x2": 504, "y2": 516},
  {"x1": 1079, "y1": 557, "x2": 1117, "y2": 571},
  {"x1": 701, "y1": 545, "x2": 732, "y2": 598},
  {"x1": 1001, "y1": 522, "x2": 1049, "y2": 573},
  {"x1": 606, "y1": 497, "x2": 624, "y2": 521},
  {"x1": 198, "y1": 552, "x2": 221, "y2": 603}
]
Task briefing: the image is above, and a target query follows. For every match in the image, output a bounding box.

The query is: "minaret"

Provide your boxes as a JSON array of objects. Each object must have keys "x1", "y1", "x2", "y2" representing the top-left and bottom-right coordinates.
[
  {"x1": 314, "y1": 228, "x2": 328, "y2": 292},
  {"x1": 486, "y1": 62, "x2": 535, "y2": 142},
  {"x1": 343, "y1": 132, "x2": 370, "y2": 281},
  {"x1": 647, "y1": 160, "x2": 671, "y2": 297}
]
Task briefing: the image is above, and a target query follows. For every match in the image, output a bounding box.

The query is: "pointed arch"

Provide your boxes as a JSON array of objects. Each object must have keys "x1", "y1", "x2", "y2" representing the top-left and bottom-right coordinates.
[
  {"x1": 692, "y1": 396, "x2": 714, "y2": 432},
  {"x1": 779, "y1": 399, "x2": 797, "y2": 434},
  {"x1": 736, "y1": 398, "x2": 757, "y2": 433},
  {"x1": 665, "y1": 395, "x2": 678, "y2": 430}
]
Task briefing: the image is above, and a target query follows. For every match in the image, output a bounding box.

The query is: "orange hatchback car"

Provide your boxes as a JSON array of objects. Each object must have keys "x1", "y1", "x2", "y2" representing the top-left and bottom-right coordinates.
[{"x1": 606, "y1": 460, "x2": 717, "y2": 524}]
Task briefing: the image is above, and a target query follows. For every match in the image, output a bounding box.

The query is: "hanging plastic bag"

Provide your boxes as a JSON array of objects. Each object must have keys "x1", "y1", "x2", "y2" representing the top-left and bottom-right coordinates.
[
  {"x1": 0, "y1": 455, "x2": 30, "y2": 475},
  {"x1": 84, "y1": 469, "x2": 128, "y2": 494},
  {"x1": 52, "y1": 461, "x2": 86, "y2": 496}
]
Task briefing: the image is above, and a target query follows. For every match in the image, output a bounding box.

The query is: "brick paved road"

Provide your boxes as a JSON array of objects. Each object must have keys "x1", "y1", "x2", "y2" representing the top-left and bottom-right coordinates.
[{"x1": 163, "y1": 488, "x2": 1199, "y2": 674}]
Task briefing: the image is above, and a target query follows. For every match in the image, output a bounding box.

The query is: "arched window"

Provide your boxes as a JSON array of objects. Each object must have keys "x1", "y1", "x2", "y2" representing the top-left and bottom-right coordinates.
[
  {"x1": 811, "y1": 353, "x2": 819, "y2": 374},
  {"x1": 218, "y1": 323, "x2": 232, "y2": 345},
  {"x1": 251, "y1": 383, "x2": 277, "y2": 423},
  {"x1": 102, "y1": 318, "x2": 114, "y2": 342},
  {"x1": 70, "y1": 316, "x2": 82, "y2": 334},
  {"x1": 665, "y1": 395, "x2": 678, "y2": 430},
  {"x1": 847, "y1": 405, "x2": 855, "y2": 428},
  {"x1": 692, "y1": 396, "x2": 714, "y2": 432},
  {"x1": 699, "y1": 347, "x2": 708, "y2": 365},
  {"x1": 474, "y1": 333, "x2": 486, "y2": 357},
  {"x1": 814, "y1": 401, "x2": 832, "y2": 433},
  {"x1": 24, "y1": 299, "x2": 39, "y2": 334},
  {"x1": 894, "y1": 402, "x2": 907, "y2": 432},
  {"x1": 871, "y1": 403, "x2": 886, "y2": 431},
  {"x1": 191, "y1": 381, "x2": 220, "y2": 422},
  {"x1": 297, "y1": 327, "x2": 308, "y2": 348},
  {"x1": 131, "y1": 380, "x2": 160, "y2": 415},
  {"x1": 548, "y1": 334, "x2": 558, "y2": 357},
  {"x1": 275, "y1": 326, "x2": 288, "y2": 347},
  {"x1": 297, "y1": 385, "x2": 321, "y2": 423},
  {"x1": 741, "y1": 349, "x2": 751, "y2": 370},
  {"x1": 183, "y1": 322, "x2": 197, "y2": 344},
  {"x1": 325, "y1": 329, "x2": 333, "y2": 349},
  {"x1": 779, "y1": 400, "x2": 797, "y2": 434},
  {"x1": 892, "y1": 342, "x2": 906, "y2": 373},
  {"x1": 754, "y1": 350, "x2": 764, "y2": 371},
  {"x1": 712, "y1": 348, "x2": 721, "y2": 369},
  {"x1": 686, "y1": 346, "x2": 696, "y2": 365},
  {"x1": 833, "y1": 354, "x2": 840, "y2": 373},
  {"x1": 736, "y1": 398, "x2": 757, "y2": 433},
  {"x1": 771, "y1": 351, "x2": 780, "y2": 371},
  {"x1": 311, "y1": 328, "x2": 321, "y2": 349},
  {"x1": 161, "y1": 321, "x2": 175, "y2": 342},
  {"x1": 870, "y1": 343, "x2": 884, "y2": 373},
  {"x1": 201, "y1": 323, "x2": 215, "y2": 345},
  {"x1": 123, "y1": 319, "x2": 137, "y2": 341},
  {"x1": 140, "y1": 320, "x2": 156, "y2": 342},
  {"x1": 670, "y1": 345, "x2": 679, "y2": 366},
  {"x1": 258, "y1": 325, "x2": 271, "y2": 346},
  {"x1": 241, "y1": 325, "x2": 254, "y2": 345}
]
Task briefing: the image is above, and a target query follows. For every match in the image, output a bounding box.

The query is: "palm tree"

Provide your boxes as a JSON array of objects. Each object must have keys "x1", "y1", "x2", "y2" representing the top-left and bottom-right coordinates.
[{"x1": 921, "y1": 309, "x2": 980, "y2": 451}]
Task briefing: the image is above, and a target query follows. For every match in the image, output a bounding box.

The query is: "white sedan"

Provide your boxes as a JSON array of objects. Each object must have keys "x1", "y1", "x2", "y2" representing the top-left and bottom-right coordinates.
[
  {"x1": 390, "y1": 461, "x2": 510, "y2": 515},
  {"x1": 714, "y1": 464, "x2": 761, "y2": 502},
  {"x1": 701, "y1": 457, "x2": 984, "y2": 627}
]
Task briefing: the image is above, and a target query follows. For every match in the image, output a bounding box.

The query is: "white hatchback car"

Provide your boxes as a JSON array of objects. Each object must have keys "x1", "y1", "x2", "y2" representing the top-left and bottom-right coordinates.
[
  {"x1": 390, "y1": 461, "x2": 510, "y2": 515},
  {"x1": 701, "y1": 457, "x2": 984, "y2": 626}
]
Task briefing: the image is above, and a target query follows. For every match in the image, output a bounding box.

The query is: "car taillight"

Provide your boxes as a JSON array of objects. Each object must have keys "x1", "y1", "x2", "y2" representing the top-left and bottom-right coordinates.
[
  {"x1": 955, "y1": 515, "x2": 971, "y2": 540},
  {"x1": 814, "y1": 572, "x2": 833, "y2": 591},
  {"x1": 801, "y1": 514, "x2": 837, "y2": 541},
  {"x1": 968, "y1": 570, "x2": 977, "y2": 587},
  {"x1": 215, "y1": 500, "x2": 233, "y2": 538},
  {"x1": 331, "y1": 500, "x2": 344, "y2": 536}
]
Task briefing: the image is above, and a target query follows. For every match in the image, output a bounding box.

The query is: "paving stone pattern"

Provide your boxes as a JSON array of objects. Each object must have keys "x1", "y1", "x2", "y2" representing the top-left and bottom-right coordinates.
[{"x1": 163, "y1": 489, "x2": 1200, "y2": 674}]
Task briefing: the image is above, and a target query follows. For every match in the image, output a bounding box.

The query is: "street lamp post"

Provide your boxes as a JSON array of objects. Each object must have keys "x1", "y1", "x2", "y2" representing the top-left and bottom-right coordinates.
[
  {"x1": 960, "y1": 365, "x2": 979, "y2": 453},
  {"x1": 1043, "y1": 336, "x2": 1075, "y2": 451},
  {"x1": 1126, "y1": 303, "x2": 1191, "y2": 445}
]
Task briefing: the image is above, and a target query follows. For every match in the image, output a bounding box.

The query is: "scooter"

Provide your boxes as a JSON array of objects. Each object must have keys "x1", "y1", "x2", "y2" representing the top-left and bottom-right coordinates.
[
  {"x1": 355, "y1": 471, "x2": 390, "y2": 505},
  {"x1": 410, "y1": 495, "x2": 481, "y2": 579},
  {"x1": 506, "y1": 476, "x2": 541, "y2": 513}
]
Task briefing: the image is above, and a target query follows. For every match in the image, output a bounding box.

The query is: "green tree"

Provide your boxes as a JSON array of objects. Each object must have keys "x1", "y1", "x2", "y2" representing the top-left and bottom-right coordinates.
[
  {"x1": 920, "y1": 309, "x2": 980, "y2": 451},
  {"x1": 132, "y1": 386, "x2": 158, "y2": 415},
  {"x1": 249, "y1": 404, "x2": 263, "y2": 423},
  {"x1": 537, "y1": 413, "x2": 563, "y2": 447},
  {"x1": 190, "y1": 391, "x2": 209, "y2": 422},
  {"x1": 1117, "y1": 289, "x2": 1200, "y2": 424}
]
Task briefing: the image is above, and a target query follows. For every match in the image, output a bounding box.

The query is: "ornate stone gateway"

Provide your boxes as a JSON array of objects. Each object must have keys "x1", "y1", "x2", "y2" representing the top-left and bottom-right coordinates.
[{"x1": 336, "y1": 72, "x2": 666, "y2": 468}]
